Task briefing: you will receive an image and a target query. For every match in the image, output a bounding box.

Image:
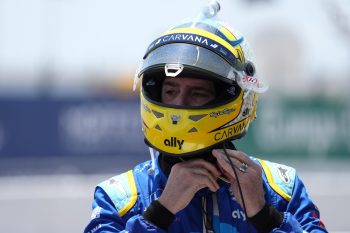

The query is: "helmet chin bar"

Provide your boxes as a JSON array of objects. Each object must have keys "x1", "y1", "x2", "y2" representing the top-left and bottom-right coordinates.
[
  {"x1": 144, "y1": 134, "x2": 243, "y2": 158},
  {"x1": 165, "y1": 64, "x2": 184, "y2": 77}
]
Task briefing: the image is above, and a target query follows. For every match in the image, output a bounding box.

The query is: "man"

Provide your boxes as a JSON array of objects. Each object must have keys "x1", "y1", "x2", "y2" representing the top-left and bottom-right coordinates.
[{"x1": 85, "y1": 4, "x2": 327, "y2": 232}]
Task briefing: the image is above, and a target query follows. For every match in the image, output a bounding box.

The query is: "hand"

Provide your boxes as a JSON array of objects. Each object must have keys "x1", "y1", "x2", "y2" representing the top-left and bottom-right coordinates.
[
  {"x1": 158, "y1": 158, "x2": 221, "y2": 214},
  {"x1": 212, "y1": 149, "x2": 265, "y2": 217}
]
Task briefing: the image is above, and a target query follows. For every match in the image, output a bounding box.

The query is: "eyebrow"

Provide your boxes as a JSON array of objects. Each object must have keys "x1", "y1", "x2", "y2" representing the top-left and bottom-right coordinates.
[
  {"x1": 162, "y1": 80, "x2": 215, "y2": 93},
  {"x1": 162, "y1": 80, "x2": 180, "y2": 88}
]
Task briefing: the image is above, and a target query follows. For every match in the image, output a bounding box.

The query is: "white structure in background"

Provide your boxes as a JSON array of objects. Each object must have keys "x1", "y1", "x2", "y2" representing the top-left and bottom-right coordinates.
[{"x1": 0, "y1": 0, "x2": 349, "y2": 96}]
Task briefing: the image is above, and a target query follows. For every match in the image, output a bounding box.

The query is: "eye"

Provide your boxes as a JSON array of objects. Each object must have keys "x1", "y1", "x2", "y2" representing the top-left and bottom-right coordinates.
[
  {"x1": 191, "y1": 91, "x2": 212, "y2": 99},
  {"x1": 164, "y1": 88, "x2": 176, "y2": 96},
  {"x1": 161, "y1": 85, "x2": 179, "y2": 99}
]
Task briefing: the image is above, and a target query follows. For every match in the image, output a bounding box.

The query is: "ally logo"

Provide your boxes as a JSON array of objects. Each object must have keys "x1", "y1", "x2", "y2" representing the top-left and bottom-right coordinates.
[{"x1": 164, "y1": 137, "x2": 184, "y2": 149}]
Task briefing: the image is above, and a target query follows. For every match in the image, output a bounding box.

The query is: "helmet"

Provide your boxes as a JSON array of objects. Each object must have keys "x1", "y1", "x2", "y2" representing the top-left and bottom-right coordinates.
[{"x1": 134, "y1": 3, "x2": 267, "y2": 157}]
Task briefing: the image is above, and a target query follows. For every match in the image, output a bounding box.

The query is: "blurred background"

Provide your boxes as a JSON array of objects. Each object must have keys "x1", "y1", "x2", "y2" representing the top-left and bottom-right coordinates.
[{"x1": 0, "y1": 0, "x2": 349, "y2": 232}]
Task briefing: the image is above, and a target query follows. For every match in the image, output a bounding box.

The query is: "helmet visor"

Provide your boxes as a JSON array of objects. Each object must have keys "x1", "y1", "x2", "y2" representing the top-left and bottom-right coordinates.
[
  {"x1": 139, "y1": 43, "x2": 238, "y2": 82},
  {"x1": 134, "y1": 43, "x2": 267, "y2": 93}
]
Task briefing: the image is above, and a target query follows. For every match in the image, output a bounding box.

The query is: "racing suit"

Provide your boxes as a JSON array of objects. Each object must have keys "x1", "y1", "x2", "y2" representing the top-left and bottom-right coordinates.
[{"x1": 84, "y1": 155, "x2": 327, "y2": 233}]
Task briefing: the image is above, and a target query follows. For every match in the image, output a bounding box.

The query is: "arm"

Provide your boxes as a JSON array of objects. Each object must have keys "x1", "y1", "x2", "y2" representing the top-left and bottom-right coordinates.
[
  {"x1": 84, "y1": 187, "x2": 167, "y2": 233},
  {"x1": 142, "y1": 158, "x2": 221, "y2": 230},
  {"x1": 212, "y1": 149, "x2": 327, "y2": 233},
  {"x1": 274, "y1": 175, "x2": 327, "y2": 232},
  {"x1": 85, "y1": 158, "x2": 221, "y2": 233}
]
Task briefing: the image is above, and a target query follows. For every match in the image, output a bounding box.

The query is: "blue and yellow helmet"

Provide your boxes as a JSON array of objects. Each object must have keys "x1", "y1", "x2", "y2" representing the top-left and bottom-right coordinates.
[{"x1": 134, "y1": 9, "x2": 267, "y2": 157}]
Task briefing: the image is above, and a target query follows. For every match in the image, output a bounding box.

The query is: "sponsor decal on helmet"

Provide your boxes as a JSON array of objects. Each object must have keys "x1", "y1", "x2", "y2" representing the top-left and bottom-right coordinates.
[
  {"x1": 210, "y1": 108, "x2": 234, "y2": 118},
  {"x1": 149, "y1": 33, "x2": 209, "y2": 50},
  {"x1": 164, "y1": 137, "x2": 184, "y2": 149},
  {"x1": 213, "y1": 120, "x2": 247, "y2": 141},
  {"x1": 242, "y1": 76, "x2": 258, "y2": 84}
]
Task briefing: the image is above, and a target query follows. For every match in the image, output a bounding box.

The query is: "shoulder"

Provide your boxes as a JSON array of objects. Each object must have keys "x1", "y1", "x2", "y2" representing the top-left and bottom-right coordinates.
[
  {"x1": 97, "y1": 160, "x2": 153, "y2": 216},
  {"x1": 98, "y1": 170, "x2": 138, "y2": 216},
  {"x1": 254, "y1": 158, "x2": 296, "y2": 202}
]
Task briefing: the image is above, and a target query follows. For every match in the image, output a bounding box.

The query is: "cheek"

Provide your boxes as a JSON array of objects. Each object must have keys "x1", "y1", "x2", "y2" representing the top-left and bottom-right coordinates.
[
  {"x1": 161, "y1": 93, "x2": 171, "y2": 104},
  {"x1": 160, "y1": 89, "x2": 172, "y2": 103},
  {"x1": 191, "y1": 94, "x2": 215, "y2": 106},
  {"x1": 161, "y1": 92, "x2": 181, "y2": 105},
  {"x1": 160, "y1": 91, "x2": 165, "y2": 102},
  {"x1": 207, "y1": 94, "x2": 216, "y2": 103}
]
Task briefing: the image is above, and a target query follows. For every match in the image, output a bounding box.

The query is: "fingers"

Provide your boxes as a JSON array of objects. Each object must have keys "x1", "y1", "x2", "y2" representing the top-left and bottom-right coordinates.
[
  {"x1": 212, "y1": 149, "x2": 261, "y2": 174},
  {"x1": 192, "y1": 167, "x2": 220, "y2": 192},
  {"x1": 160, "y1": 158, "x2": 222, "y2": 213},
  {"x1": 212, "y1": 149, "x2": 263, "y2": 186},
  {"x1": 185, "y1": 159, "x2": 220, "y2": 192},
  {"x1": 213, "y1": 151, "x2": 240, "y2": 181},
  {"x1": 212, "y1": 149, "x2": 265, "y2": 217},
  {"x1": 172, "y1": 159, "x2": 220, "y2": 192},
  {"x1": 185, "y1": 159, "x2": 221, "y2": 177}
]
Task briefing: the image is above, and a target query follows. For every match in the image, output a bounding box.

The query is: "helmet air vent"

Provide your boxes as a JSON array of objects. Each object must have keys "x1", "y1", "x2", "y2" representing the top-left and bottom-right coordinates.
[
  {"x1": 155, "y1": 125, "x2": 162, "y2": 131},
  {"x1": 152, "y1": 110, "x2": 164, "y2": 118},
  {"x1": 165, "y1": 64, "x2": 184, "y2": 77},
  {"x1": 188, "y1": 127, "x2": 198, "y2": 133},
  {"x1": 189, "y1": 114, "x2": 207, "y2": 122}
]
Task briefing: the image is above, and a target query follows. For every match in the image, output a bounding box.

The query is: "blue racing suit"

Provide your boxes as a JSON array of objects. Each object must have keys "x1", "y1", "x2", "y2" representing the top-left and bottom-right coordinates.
[{"x1": 84, "y1": 155, "x2": 327, "y2": 233}]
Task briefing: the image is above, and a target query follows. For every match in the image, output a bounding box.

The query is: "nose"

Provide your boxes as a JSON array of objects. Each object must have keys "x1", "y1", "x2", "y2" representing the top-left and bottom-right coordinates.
[{"x1": 171, "y1": 92, "x2": 188, "y2": 106}]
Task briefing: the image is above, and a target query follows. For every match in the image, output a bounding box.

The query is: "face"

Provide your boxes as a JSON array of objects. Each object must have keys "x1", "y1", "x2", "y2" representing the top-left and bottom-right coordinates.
[{"x1": 161, "y1": 77, "x2": 216, "y2": 106}]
